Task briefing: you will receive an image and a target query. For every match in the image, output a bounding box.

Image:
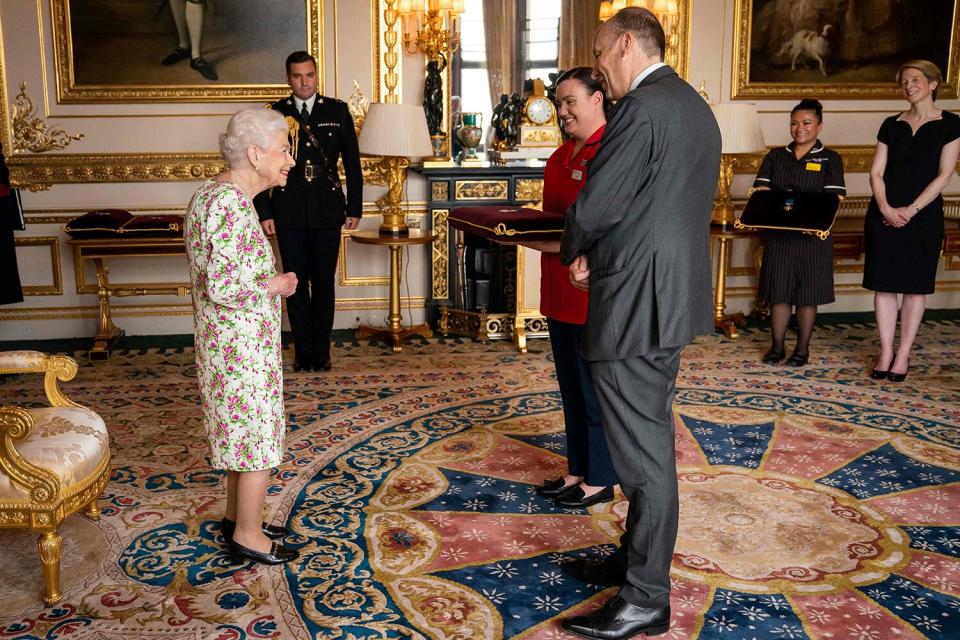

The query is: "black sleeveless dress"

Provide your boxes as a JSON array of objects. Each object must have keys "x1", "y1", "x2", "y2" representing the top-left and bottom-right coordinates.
[{"x1": 863, "y1": 111, "x2": 960, "y2": 294}]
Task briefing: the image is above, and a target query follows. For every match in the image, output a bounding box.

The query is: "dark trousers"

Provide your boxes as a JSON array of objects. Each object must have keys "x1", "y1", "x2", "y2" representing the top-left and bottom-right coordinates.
[
  {"x1": 589, "y1": 346, "x2": 683, "y2": 608},
  {"x1": 276, "y1": 227, "x2": 341, "y2": 363},
  {"x1": 548, "y1": 318, "x2": 617, "y2": 486}
]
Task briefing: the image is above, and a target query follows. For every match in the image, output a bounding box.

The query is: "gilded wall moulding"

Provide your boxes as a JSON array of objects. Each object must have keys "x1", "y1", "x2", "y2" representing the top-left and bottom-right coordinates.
[
  {"x1": 12, "y1": 82, "x2": 84, "y2": 153},
  {"x1": 8, "y1": 153, "x2": 385, "y2": 191}
]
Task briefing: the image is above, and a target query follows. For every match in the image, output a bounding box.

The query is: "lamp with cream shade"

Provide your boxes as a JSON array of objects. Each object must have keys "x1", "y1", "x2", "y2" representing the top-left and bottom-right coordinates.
[
  {"x1": 710, "y1": 102, "x2": 765, "y2": 226},
  {"x1": 358, "y1": 102, "x2": 434, "y2": 236}
]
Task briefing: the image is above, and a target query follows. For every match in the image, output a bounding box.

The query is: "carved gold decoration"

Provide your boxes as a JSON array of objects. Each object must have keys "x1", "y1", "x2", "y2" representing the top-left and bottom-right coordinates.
[
  {"x1": 11, "y1": 82, "x2": 84, "y2": 153},
  {"x1": 455, "y1": 180, "x2": 509, "y2": 201},
  {"x1": 432, "y1": 182, "x2": 449, "y2": 201},
  {"x1": 432, "y1": 209, "x2": 449, "y2": 299},
  {"x1": 348, "y1": 80, "x2": 371, "y2": 136},
  {"x1": 14, "y1": 236, "x2": 62, "y2": 296},
  {"x1": 515, "y1": 179, "x2": 543, "y2": 203},
  {"x1": 50, "y1": 0, "x2": 322, "y2": 102},
  {"x1": 379, "y1": 0, "x2": 402, "y2": 104},
  {"x1": 731, "y1": 0, "x2": 959, "y2": 99}
]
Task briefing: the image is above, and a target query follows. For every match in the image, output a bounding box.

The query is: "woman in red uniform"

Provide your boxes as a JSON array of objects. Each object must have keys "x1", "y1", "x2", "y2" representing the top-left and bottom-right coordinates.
[{"x1": 521, "y1": 67, "x2": 617, "y2": 509}]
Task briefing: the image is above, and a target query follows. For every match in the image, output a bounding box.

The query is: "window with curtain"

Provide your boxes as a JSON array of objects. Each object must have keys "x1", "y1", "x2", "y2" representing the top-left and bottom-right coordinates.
[{"x1": 453, "y1": 0, "x2": 561, "y2": 140}]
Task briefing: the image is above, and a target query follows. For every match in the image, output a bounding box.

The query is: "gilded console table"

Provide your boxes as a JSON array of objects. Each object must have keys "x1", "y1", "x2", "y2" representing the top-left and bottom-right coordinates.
[
  {"x1": 414, "y1": 162, "x2": 549, "y2": 352},
  {"x1": 69, "y1": 237, "x2": 189, "y2": 360}
]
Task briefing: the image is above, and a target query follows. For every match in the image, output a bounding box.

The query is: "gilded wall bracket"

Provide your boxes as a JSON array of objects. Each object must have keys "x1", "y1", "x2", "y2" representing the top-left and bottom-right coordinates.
[{"x1": 12, "y1": 82, "x2": 84, "y2": 154}]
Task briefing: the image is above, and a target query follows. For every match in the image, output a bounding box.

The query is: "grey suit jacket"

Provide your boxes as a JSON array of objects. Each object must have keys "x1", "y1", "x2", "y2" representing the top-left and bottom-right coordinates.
[{"x1": 559, "y1": 66, "x2": 721, "y2": 361}]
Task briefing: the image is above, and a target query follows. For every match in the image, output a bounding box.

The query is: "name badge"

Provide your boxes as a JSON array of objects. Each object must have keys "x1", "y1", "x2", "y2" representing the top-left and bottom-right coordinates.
[
  {"x1": 571, "y1": 169, "x2": 584, "y2": 181},
  {"x1": 805, "y1": 162, "x2": 822, "y2": 172}
]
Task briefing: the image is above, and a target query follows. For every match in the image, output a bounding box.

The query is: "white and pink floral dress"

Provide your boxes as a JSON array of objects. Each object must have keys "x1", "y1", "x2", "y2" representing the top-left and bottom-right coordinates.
[{"x1": 184, "y1": 180, "x2": 285, "y2": 471}]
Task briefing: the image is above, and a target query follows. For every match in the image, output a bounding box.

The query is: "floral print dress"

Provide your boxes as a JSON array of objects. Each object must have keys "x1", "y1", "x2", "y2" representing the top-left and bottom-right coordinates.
[{"x1": 184, "y1": 180, "x2": 285, "y2": 471}]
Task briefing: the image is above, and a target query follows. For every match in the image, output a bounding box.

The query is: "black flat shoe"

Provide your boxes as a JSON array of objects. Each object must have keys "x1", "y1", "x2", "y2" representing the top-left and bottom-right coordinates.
[
  {"x1": 190, "y1": 56, "x2": 218, "y2": 81},
  {"x1": 228, "y1": 539, "x2": 298, "y2": 565},
  {"x1": 561, "y1": 596, "x2": 670, "y2": 640},
  {"x1": 536, "y1": 477, "x2": 576, "y2": 498},
  {"x1": 762, "y1": 348, "x2": 785, "y2": 364},
  {"x1": 870, "y1": 369, "x2": 888, "y2": 379},
  {"x1": 556, "y1": 485, "x2": 614, "y2": 509},
  {"x1": 221, "y1": 518, "x2": 290, "y2": 540},
  {"x1": 786, "y1": 351, "x2": 809, "y2": 367},
  {"x1": 161, "y1": 47, "x2": 190, "y2": 65},
  {"x1": 562, "y1": 557, "x2": 626, "y2": 586}
]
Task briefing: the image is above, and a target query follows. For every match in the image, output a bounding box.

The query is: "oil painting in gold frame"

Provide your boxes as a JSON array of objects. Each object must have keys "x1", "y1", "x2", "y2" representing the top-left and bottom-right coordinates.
[
  {"x1": 50, "y1": 0, "x2": 322, "y2": 103},
  {"x1": 732, "y1": 0, "x2": 960, "y2": 99}
]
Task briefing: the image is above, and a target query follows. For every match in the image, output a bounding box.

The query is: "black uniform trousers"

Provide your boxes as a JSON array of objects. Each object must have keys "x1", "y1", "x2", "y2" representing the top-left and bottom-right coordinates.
[
  {"x1": 277, "y1": 227, "x2": 341, "y2": 364},
  {"x1": 547, "y1": 318, "x2": 617, "y2": 487},
  {"x1": 589, "y1": 345, "x2": 683, "y2": 608}
]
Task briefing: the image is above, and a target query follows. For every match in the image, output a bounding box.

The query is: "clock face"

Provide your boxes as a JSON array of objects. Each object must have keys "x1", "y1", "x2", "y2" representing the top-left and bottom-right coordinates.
[{"x1": 526, "y1": 97, "x2": 554, "y2": 125}]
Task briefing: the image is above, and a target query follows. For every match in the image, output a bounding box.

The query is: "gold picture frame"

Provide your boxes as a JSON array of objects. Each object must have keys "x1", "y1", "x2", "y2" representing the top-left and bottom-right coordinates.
[
  {"x1": 50, "y1": 0, "x2": 322, "y2": 103},
  {"x1": 732, "y1": 0, "x2": 960, "y2": 99}
]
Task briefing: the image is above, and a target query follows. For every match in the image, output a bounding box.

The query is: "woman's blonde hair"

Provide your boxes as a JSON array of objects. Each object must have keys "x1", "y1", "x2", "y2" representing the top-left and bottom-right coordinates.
[
  {"x1": 219, "y1": 108, "x2": 288, "y2": 169},
  {"x1": 897, "y1": 59, "x2": 943, "y2": 101}
]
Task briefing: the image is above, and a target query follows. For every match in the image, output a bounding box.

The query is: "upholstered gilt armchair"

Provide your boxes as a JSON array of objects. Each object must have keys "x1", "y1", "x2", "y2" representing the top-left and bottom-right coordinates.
[{"x1": 0, "y1": 351, "x2": 110, "y2": 605}]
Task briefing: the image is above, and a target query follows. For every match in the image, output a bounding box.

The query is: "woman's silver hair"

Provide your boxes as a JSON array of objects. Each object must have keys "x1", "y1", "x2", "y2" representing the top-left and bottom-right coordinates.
[{"x1": 219, "y1": 108, "x2": 288, "y2": 169}]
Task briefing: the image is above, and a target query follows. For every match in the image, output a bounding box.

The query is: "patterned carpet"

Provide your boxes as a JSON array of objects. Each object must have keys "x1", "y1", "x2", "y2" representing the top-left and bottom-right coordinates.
[{"x1": 1, "y1": 321, "x2": 959, "y2": 640}]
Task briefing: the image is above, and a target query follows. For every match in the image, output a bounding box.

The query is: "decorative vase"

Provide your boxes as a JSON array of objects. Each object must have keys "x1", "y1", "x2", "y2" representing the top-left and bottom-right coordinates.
[{"x1": 455, "y1": 112, "x2": 483, "y2": 163}]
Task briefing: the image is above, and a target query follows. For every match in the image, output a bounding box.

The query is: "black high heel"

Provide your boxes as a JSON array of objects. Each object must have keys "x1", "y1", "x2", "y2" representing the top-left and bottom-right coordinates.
[
  {"x1": 887, "y1": 369, "x2": 908, "y2": 382},
  {"x1": 229, "y1": 539, "x2": 299, "y2": 565},
  {"x1": 870, "y1": 369, "x2": 888, "y2": 380}
]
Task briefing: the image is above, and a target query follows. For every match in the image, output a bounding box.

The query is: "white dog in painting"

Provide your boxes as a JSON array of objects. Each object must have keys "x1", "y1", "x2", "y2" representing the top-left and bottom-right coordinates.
[{"x1": 777, "y1": 24, "x2": 833, "y2": 78}]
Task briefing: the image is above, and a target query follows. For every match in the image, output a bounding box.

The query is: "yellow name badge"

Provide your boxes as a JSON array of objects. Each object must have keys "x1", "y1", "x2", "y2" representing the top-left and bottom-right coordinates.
[{"x1": 805, "y1": 162, "x2": 822, "y2": 172}]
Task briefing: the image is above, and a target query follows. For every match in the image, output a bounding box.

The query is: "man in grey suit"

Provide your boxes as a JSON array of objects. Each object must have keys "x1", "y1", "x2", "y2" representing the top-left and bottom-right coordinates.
[{"x1": 558, "y1": 7, "x2": 721, "y2": 639}]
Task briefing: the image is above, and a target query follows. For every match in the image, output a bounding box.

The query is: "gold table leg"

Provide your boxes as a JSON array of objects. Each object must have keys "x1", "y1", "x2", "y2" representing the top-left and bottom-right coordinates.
[
  {"x1": 90, "y1": 257, "x2": 124, "y2": 360},
  {"x1": 357, "y1": 244, "x2": 433, "y2": 353},
  {"x1": 713, "y1": 234, "x2": 746, "y2": 339}
]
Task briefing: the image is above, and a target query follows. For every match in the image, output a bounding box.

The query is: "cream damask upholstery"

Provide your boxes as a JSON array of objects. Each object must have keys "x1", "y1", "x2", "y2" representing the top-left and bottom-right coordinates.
[{"x1": 0, "y1": 350, "x2": 110, "y2": 605}]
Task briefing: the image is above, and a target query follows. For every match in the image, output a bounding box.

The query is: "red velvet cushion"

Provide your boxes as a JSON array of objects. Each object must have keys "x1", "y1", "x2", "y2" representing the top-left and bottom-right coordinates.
[
  {"x1": 64, "y1": 209, "x2": 133, "y2": 238},
  {"x1": 449, "y1": 206, "x2": 565, "y2": 242},
  {"x1": 120, "y1": 214, "x2": 184, "y2": 237}
]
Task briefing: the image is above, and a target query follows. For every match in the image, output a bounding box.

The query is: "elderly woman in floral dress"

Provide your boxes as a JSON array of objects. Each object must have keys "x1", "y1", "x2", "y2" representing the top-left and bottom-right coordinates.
[{"x1": 184, "y1": 108, "x2": 298, "y2": 565}]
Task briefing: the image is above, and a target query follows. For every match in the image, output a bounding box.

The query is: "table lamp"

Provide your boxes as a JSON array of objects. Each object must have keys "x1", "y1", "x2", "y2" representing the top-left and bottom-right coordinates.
[
  {"x1": 358, "y1": 102, "x2": 434, "y2": 236},
  {"x1": 711, "y1": 103, "x2": 765, "y2": 226}
]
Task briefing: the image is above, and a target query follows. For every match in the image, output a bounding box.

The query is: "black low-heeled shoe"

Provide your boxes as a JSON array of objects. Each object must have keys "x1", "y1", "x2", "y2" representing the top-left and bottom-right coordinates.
[
  {"x1": 556, "y1": 485, "x2": 614, "y2": 509},
  {"x1": 762, "y1": 348, "x2": 785, "y2": 364},
  {"x1": 786, "y1": 351, "x2": 809, "y2": 367},
  {"x1": 536, "y1": 477, "x2": 576, "y2": 498},
  {"x1": 870, "y1": 369, "x2": 889, "y2": 380},
  {"x1": 228, "y1": 539, "x2": 299, "y2": 565},
  {"x1": 221, "y1": 518, "x2": 290, "y2": 541},
  {"x1": 887, "y1": 370, "x2": 908, "y2": 382}
]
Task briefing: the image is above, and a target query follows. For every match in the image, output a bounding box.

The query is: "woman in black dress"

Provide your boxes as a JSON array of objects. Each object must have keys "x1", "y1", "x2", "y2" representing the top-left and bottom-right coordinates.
[
  {"x1": 754, "y1": 99, "x2": 846, "y2": 366},
  {"x1": 864, "y1": 60, "x2": 960, "y2": 382}
]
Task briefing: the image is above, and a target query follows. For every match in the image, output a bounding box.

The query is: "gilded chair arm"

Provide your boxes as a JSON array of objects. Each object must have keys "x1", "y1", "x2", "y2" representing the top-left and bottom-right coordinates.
[
  {"x1": 0, "y1": 351, "x2": 83, "y2": 409},
  {"x1": 0, "y1": 406, "x2": 61, "y2": 503}
]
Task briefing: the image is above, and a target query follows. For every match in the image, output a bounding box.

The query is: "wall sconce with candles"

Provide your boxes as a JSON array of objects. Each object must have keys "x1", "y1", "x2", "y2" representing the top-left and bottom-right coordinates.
[{"x1": 599, "y1": 0, "x2": 682, "y2": 69}]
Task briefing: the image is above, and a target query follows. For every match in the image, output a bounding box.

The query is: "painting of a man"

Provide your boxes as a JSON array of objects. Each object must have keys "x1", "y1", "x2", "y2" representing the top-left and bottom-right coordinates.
[{"x1": 749, "y1": 0, "x2": 954, "y2": 83}]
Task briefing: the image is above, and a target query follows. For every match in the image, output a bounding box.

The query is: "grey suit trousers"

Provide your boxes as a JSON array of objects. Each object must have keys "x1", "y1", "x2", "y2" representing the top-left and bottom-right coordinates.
[{"x1": 589, "y1": 345, "x2": 682, "y2": 607}]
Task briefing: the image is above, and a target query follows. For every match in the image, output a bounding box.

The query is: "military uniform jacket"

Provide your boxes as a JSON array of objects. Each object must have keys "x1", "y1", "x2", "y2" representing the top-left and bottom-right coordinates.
[{"x1": 254, "y1": 94, "x2": 362, "y2": 230}]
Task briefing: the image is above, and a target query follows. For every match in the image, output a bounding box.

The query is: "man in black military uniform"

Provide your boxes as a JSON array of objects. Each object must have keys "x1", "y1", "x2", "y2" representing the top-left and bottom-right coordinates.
[{"x1": 254, "y1": 51, "x2": 362, "y2": 372}]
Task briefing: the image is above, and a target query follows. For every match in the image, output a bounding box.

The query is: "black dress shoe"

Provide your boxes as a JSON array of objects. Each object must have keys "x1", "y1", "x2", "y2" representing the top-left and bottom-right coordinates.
[
  {"x1": 786, "y1": 351, "x2": 809, "y2": 367},
  {"x1": 870, "y1": 369, "x2": 888, "y2": 379},
  {"x1": 762, "y1": 348, "x2": 785, "y2": 364},
  {"x1": 190, "y1": 56, "x2": 218, "y2": 80},
  {"x1": 161, "y1": 46, "x2": 190, "y2": 65},
  {"x1": 562, "y1": 596, "x2": 670, "y2": 640},
  {"x1": 536, "y1": 477, "x2": 577, "y2": 498},
  {"x1": 556, "y1": 486, "x2": 614, "y2": 509},
  {"x1": 293, "y1": 360, "x2": 309, "y2": 372},
  {"x1": 221, "y1": 518, "x2": 290, "y2": 540},
  {"x1": 316, "y1": 359, "x2": 332, "y2": 372},
  {"x1": 228, "y1": 539, "x2": 298, "y2": 565},
  {"x1": 562, "y1": 557, "x2": 626, "y2": 586}
]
